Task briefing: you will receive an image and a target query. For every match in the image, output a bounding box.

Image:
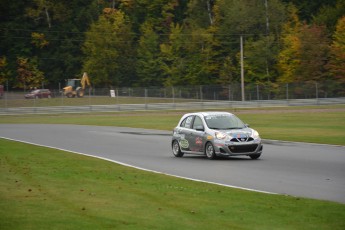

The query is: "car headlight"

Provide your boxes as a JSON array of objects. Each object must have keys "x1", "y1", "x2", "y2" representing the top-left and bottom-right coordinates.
[
  {"x1": 215, "y1": 132, "x2": 228, "y2": 140},
  {"x1": 252, "y1": 130, "x2": 260, "y2": 139}
]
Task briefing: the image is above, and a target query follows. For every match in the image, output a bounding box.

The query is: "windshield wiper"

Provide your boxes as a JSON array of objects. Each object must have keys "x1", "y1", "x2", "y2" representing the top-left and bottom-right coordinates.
[{"x1": 225, "y1": 127, "x2": 243, "y2": 130}]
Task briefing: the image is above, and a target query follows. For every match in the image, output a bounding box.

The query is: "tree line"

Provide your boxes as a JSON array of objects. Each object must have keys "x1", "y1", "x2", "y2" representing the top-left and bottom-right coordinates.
[{"x1": 0, "y1": 0, "x2": 344, "y2": 91}]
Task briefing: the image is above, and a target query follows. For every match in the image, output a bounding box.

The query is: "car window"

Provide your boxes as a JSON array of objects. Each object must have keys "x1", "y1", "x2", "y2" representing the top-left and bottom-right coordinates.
[
  {"x1": 192, "y1": 116, "x2": 204, "y2": 130},
  {"x1": 205, "y1": 114, "x2": 245, "y2": 129},
  {"x1": 180, "y1": 115, "x2": 194, "y2": 129}
]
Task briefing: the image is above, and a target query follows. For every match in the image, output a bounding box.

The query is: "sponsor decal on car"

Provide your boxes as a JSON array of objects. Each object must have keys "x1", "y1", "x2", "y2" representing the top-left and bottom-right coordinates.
[
  {"x1": 179, "y1": 139, "x2": 189, "y2": 149},
  {"x1": 195, "y1": 137, "x2": 202, "y2": 145}
]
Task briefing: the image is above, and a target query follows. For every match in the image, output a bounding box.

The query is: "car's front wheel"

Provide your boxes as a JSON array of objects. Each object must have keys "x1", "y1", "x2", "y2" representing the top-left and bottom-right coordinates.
[
  {"x1": 172, "y1": 140, "x2": 184, "y2": 157},
  {"x1": 205, "y1": 142, "x2": 217, "y2": 160}
]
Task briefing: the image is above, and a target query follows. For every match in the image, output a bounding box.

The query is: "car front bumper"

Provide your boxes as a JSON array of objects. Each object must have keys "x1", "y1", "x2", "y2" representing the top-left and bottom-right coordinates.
[{"x1": 213, "y1": 140, "x2": 263, "y2": 157}]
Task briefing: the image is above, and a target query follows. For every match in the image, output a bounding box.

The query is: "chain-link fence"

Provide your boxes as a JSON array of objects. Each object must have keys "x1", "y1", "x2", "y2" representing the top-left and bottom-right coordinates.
[
  {"x1": 0, "y1": 81, "x2": 344, "y2": 114},
  {"x1": 101, "y1": 81, "x2": 344, "y2": 101}
]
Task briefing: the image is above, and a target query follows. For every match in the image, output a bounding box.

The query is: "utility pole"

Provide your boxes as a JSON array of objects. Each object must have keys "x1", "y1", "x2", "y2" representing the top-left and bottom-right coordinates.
[
  {"x1": 264, "y1": 0, "x2": 270, "y2": 82},
  {"x1": 240, "y1": 35, "x2": 245, "y2": 101},
  {"x1": 206, "y1": 0, "x2": 213, "y2": 25},
  {"x1": 264, "y1": 0, "x2": 269, "y2": 34}
]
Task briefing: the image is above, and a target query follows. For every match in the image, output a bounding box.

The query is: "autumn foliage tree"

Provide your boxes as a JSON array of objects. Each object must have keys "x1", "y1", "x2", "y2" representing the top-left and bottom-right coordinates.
[
  {"x1": 277, "y1": 5, "x2": 301, "y2": 83},
  {"x1": 0, "y1": 57, "x2": 11, "y2": 85},
  {"x1": 295, "y1": 23, "x2": 330, "y2": 82},
  {"x1": 16, "y1": 57, "x2": 44, "y2": 90},
  {"x1": 327, "y1": 16, "x2": 345, "y2": 83}
]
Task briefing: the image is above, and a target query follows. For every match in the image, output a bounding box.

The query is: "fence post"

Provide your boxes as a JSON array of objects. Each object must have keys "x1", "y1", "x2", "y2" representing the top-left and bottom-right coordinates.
[
  {"x1": 228, "y1": 85, "x2": 231, "y2": 101},
  {"x1": 200, "y1": 85, "x2": 203, "y2": 101},
  {"x1": 256, "y1": 84, "x2": 259, "y2": 100},
  {"x1": 286, "y1": 83, "x2": 289, "y2": 105},
  {"x1": 315, "y1": 82, "x2": 319, "y2": 105},
  {"x1": 172, "y1": 86, "x2": 175, "y2": 103},
  {"x1": 116, "y1": 88, "x2": 120, "y2": 111},
  {"x1": 61, "y1": 87, "x2": 64, "y2": 108},
  {"x1": 145, "y1": 88, "x2": 148, "y2": 110},
  {"x1": 5, "y1": 80, "x2": 8, "y2": 110}
]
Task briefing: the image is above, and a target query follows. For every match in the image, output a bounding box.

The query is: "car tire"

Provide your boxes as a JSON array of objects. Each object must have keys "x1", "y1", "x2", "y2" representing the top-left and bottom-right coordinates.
[
  {"x1": 249, "y1": 153, "x2": 261, "y2": 160},
  {"x1": 172, "y1": 140, "x2": 184, "y2": 157},
  {"x1": 205, "y1": 142, "x2": 217, "y2": 160}
]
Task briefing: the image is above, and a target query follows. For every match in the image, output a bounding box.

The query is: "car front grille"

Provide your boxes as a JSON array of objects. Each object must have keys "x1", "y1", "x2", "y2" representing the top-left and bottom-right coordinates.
[
  {"x1": 228, "y1": 144, "x2": 258, "y2": 153},
  {"x1": 230, "y1": 137, "x2": 254, "y2": 142}
]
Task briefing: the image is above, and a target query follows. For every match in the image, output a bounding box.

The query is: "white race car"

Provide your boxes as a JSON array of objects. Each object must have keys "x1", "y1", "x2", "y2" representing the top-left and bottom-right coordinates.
[{"x1": 172, "y1": 112, "x2": 263, "y2": 159}]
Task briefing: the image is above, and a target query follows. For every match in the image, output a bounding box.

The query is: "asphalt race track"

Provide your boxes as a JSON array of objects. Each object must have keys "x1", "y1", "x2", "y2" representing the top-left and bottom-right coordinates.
[{"x1": 1, "y1": 124, "x2": 344, "y2": 204}]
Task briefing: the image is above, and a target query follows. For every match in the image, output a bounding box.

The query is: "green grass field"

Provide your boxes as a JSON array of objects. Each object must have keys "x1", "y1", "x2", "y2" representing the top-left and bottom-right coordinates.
[
  {"x1": 1, "y1": 105, "x2": 345, "y2": 229},
  {"x1": 1, "y1": 139, "x2": 345, "y2": 230}
]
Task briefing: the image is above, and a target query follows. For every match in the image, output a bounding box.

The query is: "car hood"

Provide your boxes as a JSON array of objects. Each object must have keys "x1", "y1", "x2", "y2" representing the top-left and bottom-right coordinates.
[{"x1": 222, "y1": 128, "x2": 254, "y2": 137}]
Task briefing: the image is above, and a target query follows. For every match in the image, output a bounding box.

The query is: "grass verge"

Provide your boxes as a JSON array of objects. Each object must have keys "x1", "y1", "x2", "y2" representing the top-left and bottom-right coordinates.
[{"x1": 1, "y1": 138, "x2": 345, "y2": 230}]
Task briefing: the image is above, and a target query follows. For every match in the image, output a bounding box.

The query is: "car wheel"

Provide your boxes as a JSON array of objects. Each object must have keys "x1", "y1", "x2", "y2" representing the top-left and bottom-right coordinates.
[
  {"x1": 249, "y1": 153, "x2": 261, "y2": 160},
  {"x1": 172, "y1": 140, "x2": 184, "y2": 157},
  {"x1": 205, "y1": 142, "x2": 217, "y2": 159}
]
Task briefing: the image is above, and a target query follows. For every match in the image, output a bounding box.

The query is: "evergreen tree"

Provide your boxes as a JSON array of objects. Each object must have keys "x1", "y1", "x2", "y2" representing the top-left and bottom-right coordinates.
[
  {"x1": 313, "y1": 0, "x2": 345, "y2": 33},
  {"x1": 160, "y1": 23, "x2": 186, "y2": 86},
  {"x1": 82, "y1": 8, "x2": 134, "y2": 87},
  {"x1": 136, "y1": 21, "x2": 163, "y2": 86}
]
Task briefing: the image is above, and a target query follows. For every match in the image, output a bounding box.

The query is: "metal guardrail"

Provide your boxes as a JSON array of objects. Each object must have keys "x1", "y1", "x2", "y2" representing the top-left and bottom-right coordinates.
[{"x1": 0, "y1": 97, "x2": 344, "y2": 115}]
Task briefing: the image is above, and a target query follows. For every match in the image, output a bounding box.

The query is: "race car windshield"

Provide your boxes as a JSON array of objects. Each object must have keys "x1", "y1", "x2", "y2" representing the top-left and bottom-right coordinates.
[{"x1": 205, "y1": 114, "x2": 246, "y2": 130}]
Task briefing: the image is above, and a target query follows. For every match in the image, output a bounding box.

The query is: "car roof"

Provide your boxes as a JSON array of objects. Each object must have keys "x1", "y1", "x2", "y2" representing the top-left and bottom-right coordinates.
[{"x1": 183, "y1": 111, "x2": 234, "y2": 117}]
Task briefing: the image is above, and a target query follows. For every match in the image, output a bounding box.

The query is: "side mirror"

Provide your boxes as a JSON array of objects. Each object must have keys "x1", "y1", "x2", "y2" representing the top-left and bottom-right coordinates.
[{"x1": 245, "y1": 124, "x2": 250, "y2": 127}]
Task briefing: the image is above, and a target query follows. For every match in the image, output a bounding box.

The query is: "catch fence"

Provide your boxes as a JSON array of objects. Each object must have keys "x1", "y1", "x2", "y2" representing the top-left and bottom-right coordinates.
[{"x1": 0, "y1": 81, "x2": 344, "y2": 114}]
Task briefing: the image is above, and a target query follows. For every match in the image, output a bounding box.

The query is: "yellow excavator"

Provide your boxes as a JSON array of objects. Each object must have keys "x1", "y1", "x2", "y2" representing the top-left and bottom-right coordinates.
[{"x1": 63, "y1": 72, "x2": 91, "y2": 98}]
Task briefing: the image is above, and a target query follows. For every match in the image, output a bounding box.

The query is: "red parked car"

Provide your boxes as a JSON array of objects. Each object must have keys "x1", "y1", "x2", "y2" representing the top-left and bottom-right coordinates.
[{"x1": 25, "y1": 89, "x2": 52, "y2": 99}]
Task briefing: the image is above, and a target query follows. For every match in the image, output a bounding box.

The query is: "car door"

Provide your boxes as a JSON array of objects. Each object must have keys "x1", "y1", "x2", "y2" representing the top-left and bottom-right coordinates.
[
  {"x1": 178, "y1": 115, "x2": 194, "y2": 152},
  {"x1": 186, "y1": 115, "x2": 205, "y2": 153}
]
